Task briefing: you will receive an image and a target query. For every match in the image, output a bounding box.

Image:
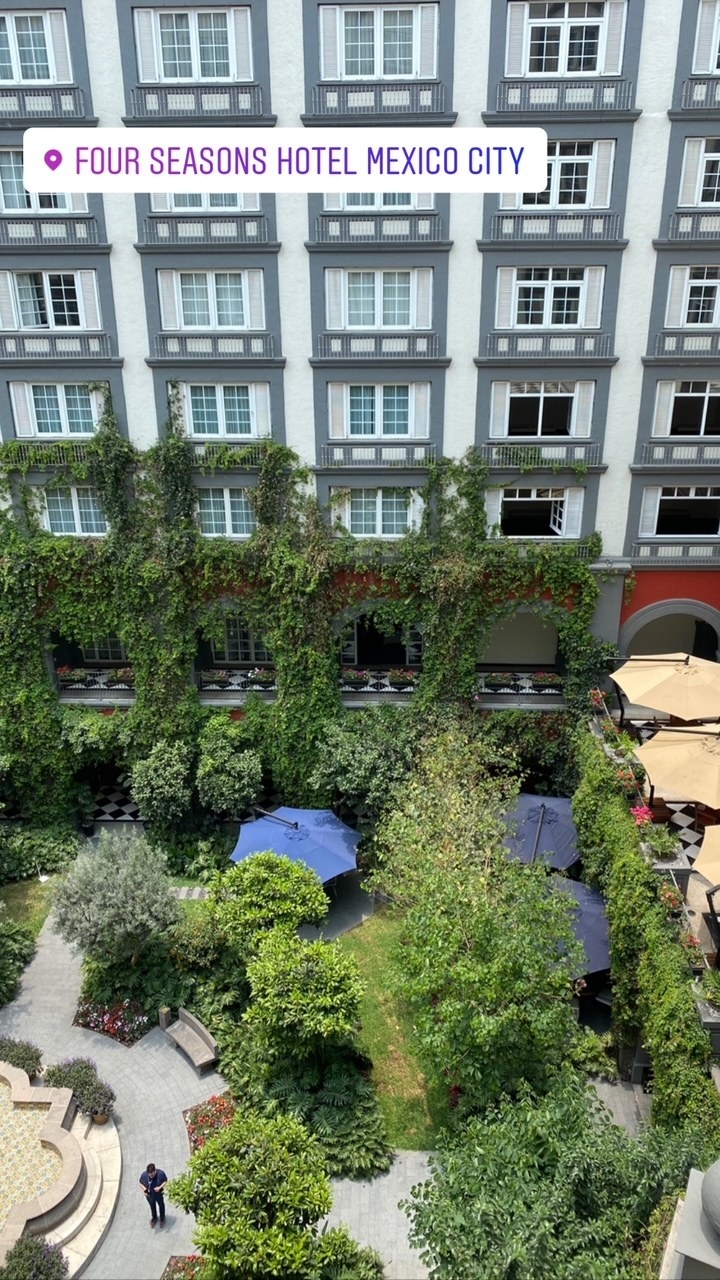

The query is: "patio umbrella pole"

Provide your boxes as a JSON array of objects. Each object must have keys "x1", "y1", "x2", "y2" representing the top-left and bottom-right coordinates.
[
  {"x1": 251, "y1": 806, "x2": 299, "y2": 829},
  {"x1": 529, "y1": 803, "x2": 546, "y2": 866},
  {"x1": 706, "y1": 887, "x2": 720, "y2": 969}
]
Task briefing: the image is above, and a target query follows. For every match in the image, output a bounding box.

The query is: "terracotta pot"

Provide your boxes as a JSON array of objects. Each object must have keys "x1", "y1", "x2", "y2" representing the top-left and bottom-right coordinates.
[{"x1": 91, "y1": 1112, "x2": 109, "y2": 1125}]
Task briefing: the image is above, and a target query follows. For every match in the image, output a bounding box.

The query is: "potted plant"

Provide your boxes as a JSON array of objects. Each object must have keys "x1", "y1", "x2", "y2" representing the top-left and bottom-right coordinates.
[
  {"x1": 700, "y1": 969, "x2": 720, "y2": 1009},
  {"x1": 658, "y1": 880, "x2": 683, "y2": 913},
  {"x1": 681, "y1": 930, "x2": 706, "y2": 972},
  {"x1": 643, "y1": 824, "x2": 682, "y2": 861},
  {"x1": 200, "y1": 669, "x2": 231, "y2": 689},
  {"x1": 57, "y1": 665, "x2": 88, "y2": 688},
  {"x1": 44, "y1": 1057, "x2": 116, "y2": 1121},
  {"x1": 386, "y1": 668, "x2": 419, "y2": 689},
  {"x1": 247, "y1": 667, "x2": 275, "y2": 687},
  {"x1": 106, "y1": 666, "x2": 134, "y2": 688},
  {"x1": 0, "y1": 1036, "x2": 42, "y2": 1081},
  {"x1": 530, "y1": 670, "x2": 563, "y2": 690},
  {"x1": 483, "y1": 671, "x2": 515, "y2": 690},
  {"x1": 340, "y1": 667, "x2": 371, "y2": 687}
]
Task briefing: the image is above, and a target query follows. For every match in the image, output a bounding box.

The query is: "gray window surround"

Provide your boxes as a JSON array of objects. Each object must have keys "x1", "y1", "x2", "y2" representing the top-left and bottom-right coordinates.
[
  {"x1": 315, "y1": 472, "x2": 428, "y2": 522},
  {"x1": 629, "y1": 363, "x2": 720, "y2": 465},
  {"x1": 306, "y1": 193, "x2": 450, "y2": 247},
  {"x1": 644, "y1": 251, "x2": 720, "y2": 359},
  {"x1": 0, "y1": 177, "x2": 108, "y2": 250},
  {"x1": 150, "y1": 366, "x2": 286, "y2": 443},
  {"x1": 0, "y1": 0, "x2": 96, "y2": 122},
  {"x1": 312, "y1": 364, "x2": 445, "y2": 462},
  {"x1": 623, "y1": 470, "x2": 720, "y2": 556},
  {"x1": 483, "y1": 0, "x2": 645, "y2": 124},
  {"x1": 0, "y1": 368, "x2": 127, "y2": 443},
  {"x1": 656, "y1": 121, "x2": 720, "y2": 239},
  {"x1": 670, "y1": 0, "x2": 720, "y2": 115},
  {"x1": 485, "y1": 476, "x2": 598, "y2": 541},
  {"x1": 0, "y1": 250, "x2": 120, "y2": 353},
  {"x1": 134, "y1": 193, "x2": 278, "y2": 247},
  {"x1": 114, "y1": 0, "x2": 276, "y2": 125},
  {"x1": 300, "y1": 0, "x2": 457, "y2": 124},
  {"x1": 474, "y1": 364, "x2": 611, "y2": 462}
]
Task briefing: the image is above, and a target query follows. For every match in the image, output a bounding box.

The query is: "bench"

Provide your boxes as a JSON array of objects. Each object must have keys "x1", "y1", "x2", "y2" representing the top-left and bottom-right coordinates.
[{"x1": 166, "y1": 1007, "x2": 219, "y2": 1072}]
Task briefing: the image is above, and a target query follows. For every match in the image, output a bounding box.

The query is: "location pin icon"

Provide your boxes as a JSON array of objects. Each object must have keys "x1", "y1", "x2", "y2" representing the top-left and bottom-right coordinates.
[{"x1": 44, "y1": 149, "x2": 63, "y2": 172}]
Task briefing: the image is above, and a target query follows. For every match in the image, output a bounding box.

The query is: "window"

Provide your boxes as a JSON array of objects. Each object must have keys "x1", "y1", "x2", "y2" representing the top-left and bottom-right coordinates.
[
  {"x1": 180, "y1": 382, "x2": 271, "y2": 437},
  {"x1": 0, "y1": 11, "x2": 71, "y2": 83},
  {"x1": 133, "y1": 8, "x2": 252, "y2": 82},
  {"x1": 151, "y1": 192, "x2": 260, "y2": 212},
  {"x1": 485, "y1": 486, "x2": 584, "y2": 538},
  {"x1": 653, "y1": 381, "x2": 720, "y2": 437},
  {"x1": 0, "y1": 270, "x2": 101, "y2": 331},
  {"x1": 327, "y1": 382, "x2": 430, "y2": 437},
  {"x1": 320, "y1": 5, "x2": 438, "y2": 80},
  {"x1": 495, "y1": 266, "x2": 604, "y2": 329},
  {"x1": 197, "y1": 487, "x2": 256, "y2": 536},
  {"x1": 351, "y1": 487, "x2": 412, "y2": 535},
  {"x1": 323, "y1": 192, "x2": 433, "y2": 210},
  {"x1": 505, "y1": 2, "x2": 626, "y2": 78},
  {"x1": 211, "y1": 618, "x2": 271, "y2": 664},
  {"x1": 157, "y1": 269, "x2": 264, "y2": 330},
  {"x1": 489, "y1": 381, "x2": 595, "y2": 438},
  {"x1": 45, "y1": 487, "x2": 106, "y2": 536},
  {"x1": 504, "y1": 140, "x2": 614, "y2": 211},
  {"x1": 679, "y1": 139, "x2": 720, "y2": 207},
  {"x1": 81, "y1": 637, "x2": 126, "y2": 663},
  {"x1": 9, "y1": 382, "x2": 102, "y2": 436},
  {"x1": 665, "y1": 266, "x2": 720, "y2": 328},
  {"x1": 693, "y1": 0, "x2": 720, "y2": 75},
  {"x1": 0, "y1": 151, "x2": 86, "y2": 214},
  {"x1": 639, "y1": 486, "x2": 720, "y2": 538},
  {"x1": 325, "y1": 267, "x2": 432, "y2": 329}
]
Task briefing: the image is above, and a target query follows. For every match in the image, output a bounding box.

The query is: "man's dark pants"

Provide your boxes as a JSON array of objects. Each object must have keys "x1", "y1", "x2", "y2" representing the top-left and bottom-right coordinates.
[{"x1": 148, "y1": 1190, "x2": 165, "y2": 1223}]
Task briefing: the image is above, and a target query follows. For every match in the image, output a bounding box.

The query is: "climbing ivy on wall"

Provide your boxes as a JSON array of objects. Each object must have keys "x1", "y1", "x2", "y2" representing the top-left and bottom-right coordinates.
[{"x1": 0, "y1": 393, "x2": 614, "y2": 819}]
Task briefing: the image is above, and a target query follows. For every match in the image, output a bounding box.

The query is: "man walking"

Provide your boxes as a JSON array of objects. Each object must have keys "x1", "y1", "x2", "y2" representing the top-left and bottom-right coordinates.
[{"x1": 139, "y1": 1162, "x2": 168, "y2": 1227}]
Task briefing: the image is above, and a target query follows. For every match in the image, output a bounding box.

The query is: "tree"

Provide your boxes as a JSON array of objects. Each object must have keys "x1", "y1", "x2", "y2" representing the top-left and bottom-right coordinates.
[
  {"x1": 52, "y1": 829, "x2": 179, "y2": 965},
  {"x1": 310, "y1": 705, "x2": 419, "y2": 826},
  {"x1": 168, "y1": 1109, "x2": 382, "y2": 1279},
  {"x1": 244, "y1": 930, "x2": 363, "y2": 1060},
  {"x1": 196, "y1": 715, "x2": 262, "y2": 817},
  {"x1": 0, "y1": 1235, "x2": 69, "y2": 1280},
  {"x1": 208, "y1": 853, "x2": 328, "y2": 954},
  {"x1": 404, "y1": 1071, "x2": 699, "y2": 1280},
  {"x1": 130, "y1": 739, "x2": 193, "y2": 827}
]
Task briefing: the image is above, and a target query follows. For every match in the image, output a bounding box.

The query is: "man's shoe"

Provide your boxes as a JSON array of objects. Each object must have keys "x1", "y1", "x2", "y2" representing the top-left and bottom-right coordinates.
[{"x1": 150, "y1": 1220, "x2": 157, "y2": 1228}]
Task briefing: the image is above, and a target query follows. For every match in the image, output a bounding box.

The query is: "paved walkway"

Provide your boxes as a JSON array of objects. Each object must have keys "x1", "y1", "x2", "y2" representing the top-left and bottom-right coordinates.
[
  {"x1": 326, "y1": 1152, "x2": 431, "y2": 1280},
  {"x1": 0, "y1": 921, "x2": 224, "y2": 1280}
]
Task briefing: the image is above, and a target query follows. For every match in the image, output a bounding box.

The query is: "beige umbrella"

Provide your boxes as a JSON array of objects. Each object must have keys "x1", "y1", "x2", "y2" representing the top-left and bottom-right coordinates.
[
  {"x1": 693, "y1": 827, "x2": 720, "y2": 885},
  {"x1": 635, "y1": 726, "x2": 720, "y2": 810},
  {"x1": 612, "y1": 652, "x2": 720, "y2": 722}
]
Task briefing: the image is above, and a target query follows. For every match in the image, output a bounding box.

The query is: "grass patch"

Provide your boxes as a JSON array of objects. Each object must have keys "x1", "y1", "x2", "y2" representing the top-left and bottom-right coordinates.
[
  {"x1": 337, "y1": 908, "x2": 451, "y2": 1149},
  {"x1": 0, "y1": 876, "x2": 57, "y2": 939}
]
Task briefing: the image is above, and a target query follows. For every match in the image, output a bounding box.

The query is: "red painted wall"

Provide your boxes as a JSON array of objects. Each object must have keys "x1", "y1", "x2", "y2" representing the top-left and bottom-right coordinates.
[{"x1": 620, "y1": 570, "x2": 720, "y2": 623}]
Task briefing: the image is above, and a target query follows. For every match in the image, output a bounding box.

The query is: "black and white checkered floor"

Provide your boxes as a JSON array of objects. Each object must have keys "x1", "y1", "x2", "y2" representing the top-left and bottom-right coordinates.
[
  {"x1": 92, "y1": 785, "x2": 142, "y2": 822},
  {"x1": 668, "y1": 803, "x2": 704, "y2": 858}
]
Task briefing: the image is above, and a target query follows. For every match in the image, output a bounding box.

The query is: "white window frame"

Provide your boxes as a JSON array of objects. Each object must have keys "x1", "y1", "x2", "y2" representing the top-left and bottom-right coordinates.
[
  {"x1": 134, "y1": 7, "x2": 252, "y2": 83},
  {"x1": 327, "y1": 382, "x2": 430, "y2": 438},
  {"x1": 490, "y1": 381, "x2": 595, "y2": 439},
  {"x1": 333, "y1": 485, "x2": 421, "y2": 537},
  {"x1": 665, "y1": 266, "x2": 720, "y2": 329},
  {"x1": 150, "y1": 192, "x2": 261, "y2": 213},
  {"x1": 638, "y1": 485, "x2": 720, "y2": 538},
  {"x1": 9, "y1": 382, "x2": 103, "y2": 437},
  {"x1": 197, "y1": 486, "x2": 256, "y2": 538},
  {"x1": 693, "y1": 0, "x2": 720, "y2": 75},
  {"x1": 679, "y1": 138, "x2": 720, "y2": 207},
  {"x1": 0, "y1": 10, "x2": 71, "y2": 84},
  {"x1": 653, "y1": 380, "x2": 720, "y2": 438},
  {"x1": 505, "y1": 1, "x2": 626, "y2": 79},
  {"x1": 325, "y1": 267, "x2": 432, "y2": 330},
  {"x1": 157, "y1": 269, "x2": 264, "y2": 331},
  {"x1": 512, "y1": 267, "x2": 592, "y2": 329},
  {"x1": 211, "y1": 619, "x2": 271, "y2": 665},
  {"x1": 322, "y1": 192, "x2": 434, "y2": 211},
  {"x1": 43, "y1": 485, "x2": 107, "y2": 537},
  {"x1": 321, "y1": 4, "x2": 438, "y2": 80},
  {"x1": 502, "y1": 140, "x2": 614, "y2": 211},
  {"x1": 180, "y1": 382, "x2": 271, "y2": 438},
  {"x1": 0, "y1": 270, "x2": 101, "y2": 332},
  {"x1": 486, "y1": 485, "x2": 584, "y2": 539},
  {"x1": 0, "y1": 150, "x2": 87, "y2": 215}
]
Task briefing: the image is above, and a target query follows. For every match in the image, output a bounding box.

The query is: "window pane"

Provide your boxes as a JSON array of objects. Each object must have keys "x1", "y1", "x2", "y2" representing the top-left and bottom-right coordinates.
[
  {"x1": 16, "y1": 273, "x2": 47, "y2": 327},
  {"x1": 15, "y1": 16, "x2": 50, "y2": 80},
  {"x1": 46, "y1": 489, "x2": 77, "y2": 533},
  {"x1": 382, "y1": 385, "x2": 410, "y2": 434},
  {"x1": 214, "y1": 273, "x2": 244, "y2": 326},
  {"x1": 172, "y1": 193, "x2": 203, "y2": 208},
  {"x1": 382, "y1": 272, "x2": 411, "y2": 326},
  {"x1": 383, "y1": 192, "x2": 412, "y2": 206},
  {"x1": 347, "y1": 272, "x2": 375, "y2": 326},
  {"x1": 381, "y1": 488, "x2": 409, "y2": 535},
  {"x1": 551, "y1": 285, "x2": 581, "y2": 325},
  {"x1": 48, "y1": 274, "x2": 80, "y2": 327},
  {"x1": 670, "y1": 394, "x2": 704, "y2": 435},
  {"x1": 529, "y1": 24, "x2": 560, "y2": 73},
  {"x1": 508, "y1": 396, "x2": 541, "y2": 435},
  {"x1": 64, "y1": 386, "x2": 95, "y2": 433},
  {"x1": 383, "y1": 10, "x2": 413, "y2": 75},
  {"x1": 229, "y1": 489, "x2": 255, "y2": 535},
  {"x1": 197, "y1": 12, "x2": 230, "y2": 77},
  {"x1": 517, "y1": 285, "x2": 545, "y2": 325},
  {"x1": 349, "y1": 386, "x2": 375, "y2": 435},
  {"x1": 346, "y1": 193, "x2": 376, "y2": 206},
  {"x1": 159, "y1": 12, "x2": 193, "y2": 77},
  {"x1": 190, "y1": 386, "x2": 220, "y2": 434},
  {"x1": 557, "y1": 160, "x2": 589, "y2": 204},
  {"x1": 344, "y1": 11, "x2": 374, "y2": 75},
  {"x1": 541, "y1": 395, "x2": 573, "y2": 435},
  {"x1": 223, "y1": 386, "x2": 252, "y2": 433},
  {"x1": 567, "y1": 22, "x2": 600, "y2": 72},
  {"x1": 702, "y1": 157, "x2": 720, "y2": 204},
  {"x1": 32, "y1": 385, "x2": 62, "y2": 433},
  {"x1": 349, "y1": 489, "x2": 378, "y2": 535},
  {"x1": 221, "y1": 617, "x2": 250, "y2": 663},
  {"x1": 209, "y1": 193, "x2": 239, "y2": 208},
  {"x1": 180, "y1": 273, "x2": 211, "y2": 325},
  {"x1": 0, "y1": 151, "x2": 29, "y2": 209},
  {"x1": 198, "y1": 488, "x2": 227, "y2": 534},
  {"x1": 76, "y1": 488, "x2": 106, "y2": 534},
  {"x1": 0, "y1": 19, "x2": 12, "y2": 81},
  {"x1": 687, "y1": 283, "x2": 717, "y2": 325}
]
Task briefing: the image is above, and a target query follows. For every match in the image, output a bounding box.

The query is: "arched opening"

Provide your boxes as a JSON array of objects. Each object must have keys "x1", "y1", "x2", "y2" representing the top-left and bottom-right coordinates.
[
  {"x1": 625, "y1": 614, "x2": 719, "y2": 662},
  {"x1": 479, "y1": 612, "x2": 560, "y2": 668}
]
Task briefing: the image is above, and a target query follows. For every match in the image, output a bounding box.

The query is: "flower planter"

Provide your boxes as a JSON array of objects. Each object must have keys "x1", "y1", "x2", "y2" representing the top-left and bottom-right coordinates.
[
  {"x1": 388, "y1": 679, "x2": 416, "y2": 690},
  {"x1": 91, "y1": 1112, "x2": 109, "y2": 1125}
]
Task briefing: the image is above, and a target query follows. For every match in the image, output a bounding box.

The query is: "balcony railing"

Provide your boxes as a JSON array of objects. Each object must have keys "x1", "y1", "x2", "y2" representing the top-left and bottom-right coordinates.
[
  {"x1": 495, "y1": 79, "x2": 634, "y2": 113},
  {"x1": 490, "y1": 212, "x2": 620, "y2": 241},
  {"x1": 681, "y1": 79, "x2": 720, "y2": 110},
  {"x1": 475, "y1": 671, "x2": 565, "y2": 698},
  {"x1": 192, "y1": 441, "x2": 271, "y2": 466},
  {"x1": 478, "y1": 441, "x2": 601, "y2": 468},
  {"x1": 12, "y1": 441, "x2": 92, "y2": 467},
  {"x1": 0, "y1": 85, "x2": 86, "y2": 119},
  {"x1": 0, "y1": 217, "x2": 99, "y2": 247},
  {"x1": 56, "y1": 668, "x2": 135, "y2": 695},
  {"x1": 654, "y1": 331, "x2": 720, "y2": 358},
  {"x1": 316, "y1": 333, "x2": 440, "y2": 360},
  {"x1": 321, "y1": 442, "x2": 436, "y2": 467},
  {"x1": 485, "y1": 333, "x2": 612, "y2": 359},
  {"x1": 130, "y1": 84, "x2": 264, "y2": 118},
  {"x1": 153, "y1": 333, "x2": 275, "y2": 360},
  {"x1": 631, "y1": 541, "x2": 720, "y2": 564},
  {"x1": 641, "y1": 440, "x2": 720, "y2": 466},
  {"x1": 667, "y1": 212, "x2": 720, "y2": 239},
  {"x1": 314, "y1": 213, "x2": 443, "y2": 244},
  {"x1": 0, "y1": 334, "x2": 114, "y2": 360},
  {"x1": 141, "y1": 215, "x2": 269, "y2": 245},
  {"x1": 311, "y1": 81, "x2": 445, "y2": 116}
]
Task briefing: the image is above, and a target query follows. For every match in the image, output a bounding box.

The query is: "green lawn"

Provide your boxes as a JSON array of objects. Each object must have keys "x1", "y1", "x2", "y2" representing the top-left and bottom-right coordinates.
[
  {"x1": 337, "y1": 909, "x2": 452, "y2": 1149},
  {"x1": 0, "y1": 876, "x2": 58, "y2": 939}
]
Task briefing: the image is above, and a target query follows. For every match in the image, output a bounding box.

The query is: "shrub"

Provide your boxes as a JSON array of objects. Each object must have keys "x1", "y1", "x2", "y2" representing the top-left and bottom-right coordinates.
[
  {"x1": 0, "y1": 905, "x2": 35, "y2": 1006},
  {"x1": 44, "y1": 1057, "x2": 116, "y2": 1117},
  {"x1": 568, "y1": 1028, "x2": 619, "y2": 1081},
  {"x1": 0, "y1": 1036, "x2": 42, "y2": 1078},
  {"x1": 0, "y1": 825, "x2": 79, "y2": 885},
  {"x1": 130, "y1": 740, "x2": 194, "y2": 829},
  {"x1": 196, "y1": 715, "x2": 262, "y2": 817},
  {"x1": 0, "y1": 1235, "x2": 68, "y2": 1280},
  {"x1": 208, "y1": 853, "x2": 328, "y2": 955}
]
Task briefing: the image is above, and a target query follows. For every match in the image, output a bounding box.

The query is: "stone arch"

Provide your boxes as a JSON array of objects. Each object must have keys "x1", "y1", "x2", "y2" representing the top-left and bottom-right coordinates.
[{"x1": 619, "y1": 599, "x2": 720, "y2": 661}]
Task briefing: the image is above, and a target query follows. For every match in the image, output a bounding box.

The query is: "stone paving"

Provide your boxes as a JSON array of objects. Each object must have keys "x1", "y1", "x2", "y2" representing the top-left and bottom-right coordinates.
[{"x1": 326, "y1": 1152, "x2": 431, "y2": 1280}]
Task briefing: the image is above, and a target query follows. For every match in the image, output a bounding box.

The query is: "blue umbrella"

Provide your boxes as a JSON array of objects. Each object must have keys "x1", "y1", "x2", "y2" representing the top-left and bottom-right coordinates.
[
  {"x1": 551, "y1": 876, "x2": 610, "y2": 977},
  {"x1": 230, "y1": 807, "x2": 360, "y2": 884},
  {"x1": 504, "y1": 794, "x2": 581, "y2": 872}
]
